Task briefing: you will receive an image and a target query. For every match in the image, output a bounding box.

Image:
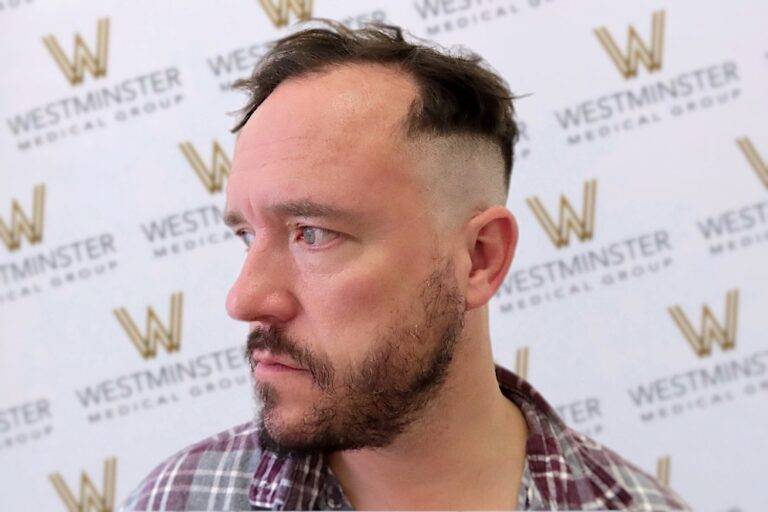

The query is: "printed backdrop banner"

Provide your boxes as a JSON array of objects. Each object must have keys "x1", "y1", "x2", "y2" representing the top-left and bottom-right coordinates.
[{"x1": 1, "y1": 0, "x2": 766, "y2": 510}]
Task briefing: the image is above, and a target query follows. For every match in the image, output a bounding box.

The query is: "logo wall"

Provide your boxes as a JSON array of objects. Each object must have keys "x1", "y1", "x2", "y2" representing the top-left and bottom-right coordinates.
[
  {"x1": 668, "y1": 290, "x2": 738, "y2": 357},
  {"x1": 496, "y1": 180, "x2": 674, "y2": 314},
  {"x1": 202, "y1": 0, "x2": 315, "y2": 94},
  {"x1": 594, "y1": 10, "x2": 664, "y2": 79},
  {"x1": 259, "y1": 0, "x2": 313, "y2": 28},
  {"x1": 0, "y1": 185, "x2": 119, "y2": 305},
  {"x1": 656, "y1": 455, "x2": 670, "y2": 487},
  {"x1": 695, "y1": 137, "x2": 768, "y2": 257},
  {"x1": 526, "y1": 180, "x2": 597, "y2": 248},
  {"x1": 42, "y1": 18, "x2": 109, "y2": 86},
  {"x1": 515, "y1": 346, "x2": 529, "y2": 381},
  {"x1": 179, "y1": 140, "x2": 231, "y2": 194},
  {"x1": 736, "y1": 137, "x2": 768, "y2": 189},
  {"x1": 628, "y1": 290, "x2": 768, "y2": 424},
  {"x1": 1, "y1": 399, "x2": 54, "y2": 452},
  {"x1": 0, "y1": 184, "x2": 45, "y2": 252},
  {"x1": 49, "y1": 457, "x2": 116, "y2": 512},
  {"x1": 6, "y1": 18, "x2": 185, "y2": 151},
  {"x1": 555, "y1": 10, "x2": 742, "y2": 146},
  {"x1": 114, "y1": 292, "x2": 183, "y2": 360},
  {"x1": 411, "y1": 0, "x2": 558, "y2": 36},
  {"x1": 71, "y1": 294, "x2": 249, "y2": 425},
  {"x1": 137, "y1": 141, "x2": 235, "y2": 260}
]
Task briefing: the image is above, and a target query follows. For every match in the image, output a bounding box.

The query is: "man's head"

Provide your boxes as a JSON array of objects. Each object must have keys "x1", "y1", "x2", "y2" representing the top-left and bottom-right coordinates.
[{"x1": 224, "y1": 20, "x2": 520, "y2": 455}]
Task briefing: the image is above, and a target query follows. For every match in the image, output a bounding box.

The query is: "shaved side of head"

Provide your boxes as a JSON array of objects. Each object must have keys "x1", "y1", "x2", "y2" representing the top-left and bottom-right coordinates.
[{"x1": 403, "y1": 132, "x2": 508, "y2": 228}]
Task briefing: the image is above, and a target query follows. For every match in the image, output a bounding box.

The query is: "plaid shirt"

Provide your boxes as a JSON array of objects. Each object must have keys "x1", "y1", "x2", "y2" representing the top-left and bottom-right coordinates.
[{"x1": 121, "y1": 365, "x2": 690, "y2": 510}]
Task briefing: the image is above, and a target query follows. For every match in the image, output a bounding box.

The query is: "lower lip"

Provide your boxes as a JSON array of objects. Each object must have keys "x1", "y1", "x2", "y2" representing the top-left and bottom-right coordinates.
[{"x1": 254, "y1": 362, "x2": 308, "y2": 379}]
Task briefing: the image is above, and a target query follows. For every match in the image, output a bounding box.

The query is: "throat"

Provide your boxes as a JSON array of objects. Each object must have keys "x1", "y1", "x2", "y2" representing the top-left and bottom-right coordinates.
[{"x1": 327, "y1": 389, "x2": 529, "y2": 510}]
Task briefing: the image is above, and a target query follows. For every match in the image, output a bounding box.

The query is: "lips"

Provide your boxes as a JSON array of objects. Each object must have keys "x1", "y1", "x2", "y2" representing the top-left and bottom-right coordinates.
[{"x1": 251, "y1": 351, "x2": 305, "y2": 371}]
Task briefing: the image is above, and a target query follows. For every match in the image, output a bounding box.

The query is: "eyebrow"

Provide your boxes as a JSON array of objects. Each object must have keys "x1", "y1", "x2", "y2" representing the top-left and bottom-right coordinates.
[
  {"x1": 223, "y1": 199, "x2": 358, "y2": 228},
  {"x1": 223, "y1": 210, "x2": 246, "y2": 228}
]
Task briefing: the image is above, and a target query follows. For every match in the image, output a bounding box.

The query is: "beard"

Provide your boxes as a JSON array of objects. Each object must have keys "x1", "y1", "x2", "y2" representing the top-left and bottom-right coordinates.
[{"x1": 245, "y1": 259, "x2": 466, "y2": 457}]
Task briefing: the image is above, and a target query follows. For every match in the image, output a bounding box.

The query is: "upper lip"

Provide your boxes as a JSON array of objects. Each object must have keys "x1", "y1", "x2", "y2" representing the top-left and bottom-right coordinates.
[{"x1": 251, "y1": 351, "x2": 305, "y2": 370}]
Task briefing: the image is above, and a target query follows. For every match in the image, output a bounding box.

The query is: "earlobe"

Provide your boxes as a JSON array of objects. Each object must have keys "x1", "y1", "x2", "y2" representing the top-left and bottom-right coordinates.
[{"x1": 464, "y1": 207, "x2": 518, "y2": 310}]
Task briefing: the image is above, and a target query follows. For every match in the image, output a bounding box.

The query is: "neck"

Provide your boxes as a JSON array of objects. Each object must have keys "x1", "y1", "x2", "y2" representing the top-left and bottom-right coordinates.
[{"x1": 328, "y1": 311, "x2": 529, "y2": 510}]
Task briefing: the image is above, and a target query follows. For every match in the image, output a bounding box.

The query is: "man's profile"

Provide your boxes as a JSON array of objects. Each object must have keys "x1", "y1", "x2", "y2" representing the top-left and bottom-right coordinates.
[{"x1": 122, "y1": 21, "x2": 690, "y2": 511}]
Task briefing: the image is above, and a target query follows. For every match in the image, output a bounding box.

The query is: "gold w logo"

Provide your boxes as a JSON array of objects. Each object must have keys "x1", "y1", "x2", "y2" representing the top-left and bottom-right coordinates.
[
  {"x1": 49, "y1": 457, "x2": 116, "y2": 512},
  {"x1": 259, "y1": 0, "x2": 313, "y2": 28},
  {"x1": 736, "y1": 137, "x2": 768, "y2": 189},
  {"x1": 114, "y1": 292, "x2": 183, "y2": 360},
  {"x1": 515, "y1": 346, "x2": 529, "y2": 381},
  {"x1": 594, "y1": 10, "x2": 665, "y2": 79},
  {"x1": 42, "y1": 18, "x2": 109, "y2": 86},
  {"x1": 526, "y1": 180, "x2": 597, "y2": 249},
  {"x1": 656, "y1": 455, "x2": 670, "y2": 487},
  {"x1": 0, "y1": 184, "x2": 45, "y2": 252},
  {"x1": 179, "y1": 140, "x2": 231, "y2": 194},
  {"x1": 668, "y1": 290, "x2": 738, "y2": 357}
]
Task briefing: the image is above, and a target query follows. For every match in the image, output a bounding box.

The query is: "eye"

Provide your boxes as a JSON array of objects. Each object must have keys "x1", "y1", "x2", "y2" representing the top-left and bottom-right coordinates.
[
  {"x1": 236, "y1": 231, "x2": 254, "y2": 251},
  {"x1": 295, "y1": 225, "x2": 338, "y2": 248}
]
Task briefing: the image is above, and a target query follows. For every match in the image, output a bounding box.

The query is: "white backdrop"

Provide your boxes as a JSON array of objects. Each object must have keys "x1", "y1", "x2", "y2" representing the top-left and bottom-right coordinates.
[{"x1": 1, "y1": 1, "x2": 766, "y2": 510}]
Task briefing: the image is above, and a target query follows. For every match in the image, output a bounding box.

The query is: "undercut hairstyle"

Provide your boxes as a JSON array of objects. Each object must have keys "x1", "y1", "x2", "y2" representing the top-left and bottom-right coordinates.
[{"x1": 230, "y1": 19, "x2": 520, "y2": 192}]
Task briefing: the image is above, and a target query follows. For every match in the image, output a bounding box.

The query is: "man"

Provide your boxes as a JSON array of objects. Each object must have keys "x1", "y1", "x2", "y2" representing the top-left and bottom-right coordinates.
[{"x1": 123, "y1": 21, "x2": 690, "y2": 511}]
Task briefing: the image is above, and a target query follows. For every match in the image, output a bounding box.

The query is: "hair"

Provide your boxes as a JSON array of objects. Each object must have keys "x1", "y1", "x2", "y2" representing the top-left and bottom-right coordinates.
[{"x1": 230, "y1": 19, "x2": 520, "y2": 191}]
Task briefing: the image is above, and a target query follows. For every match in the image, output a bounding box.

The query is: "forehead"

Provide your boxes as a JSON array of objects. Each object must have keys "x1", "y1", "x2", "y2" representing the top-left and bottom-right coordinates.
[{"x1": 228, "y1": 64, "x2": 427, "y2": 213}]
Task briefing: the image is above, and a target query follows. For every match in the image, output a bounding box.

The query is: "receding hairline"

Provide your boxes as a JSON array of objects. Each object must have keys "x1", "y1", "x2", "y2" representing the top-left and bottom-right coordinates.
[
  {"x1": 235, "y1": 60, "x2": 417, "y2": 138},
  {"x1": 229, "y1": 20, "x2": 518, "y2": 195},
  {"x1": 234, "y1": 60, "x2": 510, "y2": 216}
]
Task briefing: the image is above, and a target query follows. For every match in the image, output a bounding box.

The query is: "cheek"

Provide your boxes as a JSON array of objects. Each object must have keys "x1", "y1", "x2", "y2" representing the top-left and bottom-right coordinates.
[
  {"x1": 338, "y1": 272, "x2": 397, "y2": 318},
  {"x1": 300, "y1": 254, "x2": 419, "y2": 364}
]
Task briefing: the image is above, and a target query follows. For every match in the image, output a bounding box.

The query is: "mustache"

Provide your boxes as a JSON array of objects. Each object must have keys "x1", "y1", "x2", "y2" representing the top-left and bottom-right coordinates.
[{"x1": 245, "y1": 327, "x2": 334, "y2": 391}]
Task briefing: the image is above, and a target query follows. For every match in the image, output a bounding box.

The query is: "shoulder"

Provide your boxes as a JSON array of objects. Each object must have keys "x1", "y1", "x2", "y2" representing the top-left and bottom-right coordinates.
[
  {"x1": 562, "y1": 427, "x2": 691, "y2": 511},
  {"x1": 120, "y1": 420, "x2": 262, "y2": 511}
]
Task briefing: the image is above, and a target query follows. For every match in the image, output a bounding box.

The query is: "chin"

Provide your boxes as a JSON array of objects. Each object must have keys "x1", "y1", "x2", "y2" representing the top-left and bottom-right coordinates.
[
  {"x1": 259, "y1": 413, "x2": 322, "y2": 456},
  {"x1": 262, "y1": 402, "x2": 312, "y2": 437}
]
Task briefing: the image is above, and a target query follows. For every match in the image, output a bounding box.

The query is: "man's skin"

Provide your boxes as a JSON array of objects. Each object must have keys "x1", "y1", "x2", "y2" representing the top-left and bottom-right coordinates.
[{"x1": 224, "y1": 63, "x2": 528, "y2": 510}]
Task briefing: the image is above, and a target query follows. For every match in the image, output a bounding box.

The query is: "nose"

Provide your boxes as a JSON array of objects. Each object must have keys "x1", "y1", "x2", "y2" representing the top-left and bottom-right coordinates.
[{"x1": 225, "y1": 243, "x2": 300, "y2": 326}]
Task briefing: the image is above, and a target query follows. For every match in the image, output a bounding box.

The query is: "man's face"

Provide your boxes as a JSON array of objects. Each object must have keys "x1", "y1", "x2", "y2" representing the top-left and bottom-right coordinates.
[{"x1": 224, "y1": 64, "x2": 467, "y2": 454}]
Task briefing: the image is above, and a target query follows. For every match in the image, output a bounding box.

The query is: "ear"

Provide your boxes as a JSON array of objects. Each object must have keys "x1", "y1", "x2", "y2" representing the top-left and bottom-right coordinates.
[{"x1": 463, "y1": 206, "x2": 518, "y2": 310}]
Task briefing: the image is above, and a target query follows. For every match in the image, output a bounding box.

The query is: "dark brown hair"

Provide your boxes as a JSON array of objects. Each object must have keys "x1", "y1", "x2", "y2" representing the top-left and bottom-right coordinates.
[{"x1": 230, "y1": 19, "x2": 519, "y2": 191}]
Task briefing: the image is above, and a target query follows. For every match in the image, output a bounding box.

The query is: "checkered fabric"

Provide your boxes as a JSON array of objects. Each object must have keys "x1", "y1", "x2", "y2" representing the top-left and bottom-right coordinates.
[{"x1": 121, "y1": 365, "x2": 691, "y2": 510}]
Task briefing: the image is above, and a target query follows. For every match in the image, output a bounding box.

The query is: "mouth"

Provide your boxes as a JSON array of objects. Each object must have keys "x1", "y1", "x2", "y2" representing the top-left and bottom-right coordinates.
[
  {"x1": 251, "y1": 351, "x2": 309, "y2": 379},
  {"x1": 252, "y1": 351, "x2": 304, "y2": 369}
]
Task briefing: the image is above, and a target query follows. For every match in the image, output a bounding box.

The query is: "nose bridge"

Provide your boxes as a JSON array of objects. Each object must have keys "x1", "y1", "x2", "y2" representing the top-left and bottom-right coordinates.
[{"x1": 227, "y1": 238, "x2": 297, "y2": 323}]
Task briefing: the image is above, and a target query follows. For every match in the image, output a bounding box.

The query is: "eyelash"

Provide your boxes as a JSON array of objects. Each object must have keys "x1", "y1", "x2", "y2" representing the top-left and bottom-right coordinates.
[
  {"x1": 235, "y1": 225, "x2": 337, "y2": 252},
  {"x1": 235, "y1": 230, "x2": 251, "y2": 252},
  {"x1": 293, "y1": 224, "x2": 336, "y2": 247}
]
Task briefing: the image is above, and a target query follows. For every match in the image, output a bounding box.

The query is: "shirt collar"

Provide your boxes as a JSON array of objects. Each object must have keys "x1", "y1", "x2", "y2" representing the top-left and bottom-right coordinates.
[
  {"x1": 249, "y1": 451, "x2": 328, "y2": 510},
  {"x1": 495, "y1": 365, "x2": 636, "y2": 509}
]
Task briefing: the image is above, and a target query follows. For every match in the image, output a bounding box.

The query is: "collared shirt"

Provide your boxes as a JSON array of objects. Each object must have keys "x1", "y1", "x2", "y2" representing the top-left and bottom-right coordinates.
[{"x1": 122, "y1": 365, "x2": 691, "y2": 511}]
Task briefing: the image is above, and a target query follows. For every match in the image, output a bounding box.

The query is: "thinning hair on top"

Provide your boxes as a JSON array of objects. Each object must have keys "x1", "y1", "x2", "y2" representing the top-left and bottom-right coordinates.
[{"x1": 230, "y1": 19, "x2": 520, "y2": 191}]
